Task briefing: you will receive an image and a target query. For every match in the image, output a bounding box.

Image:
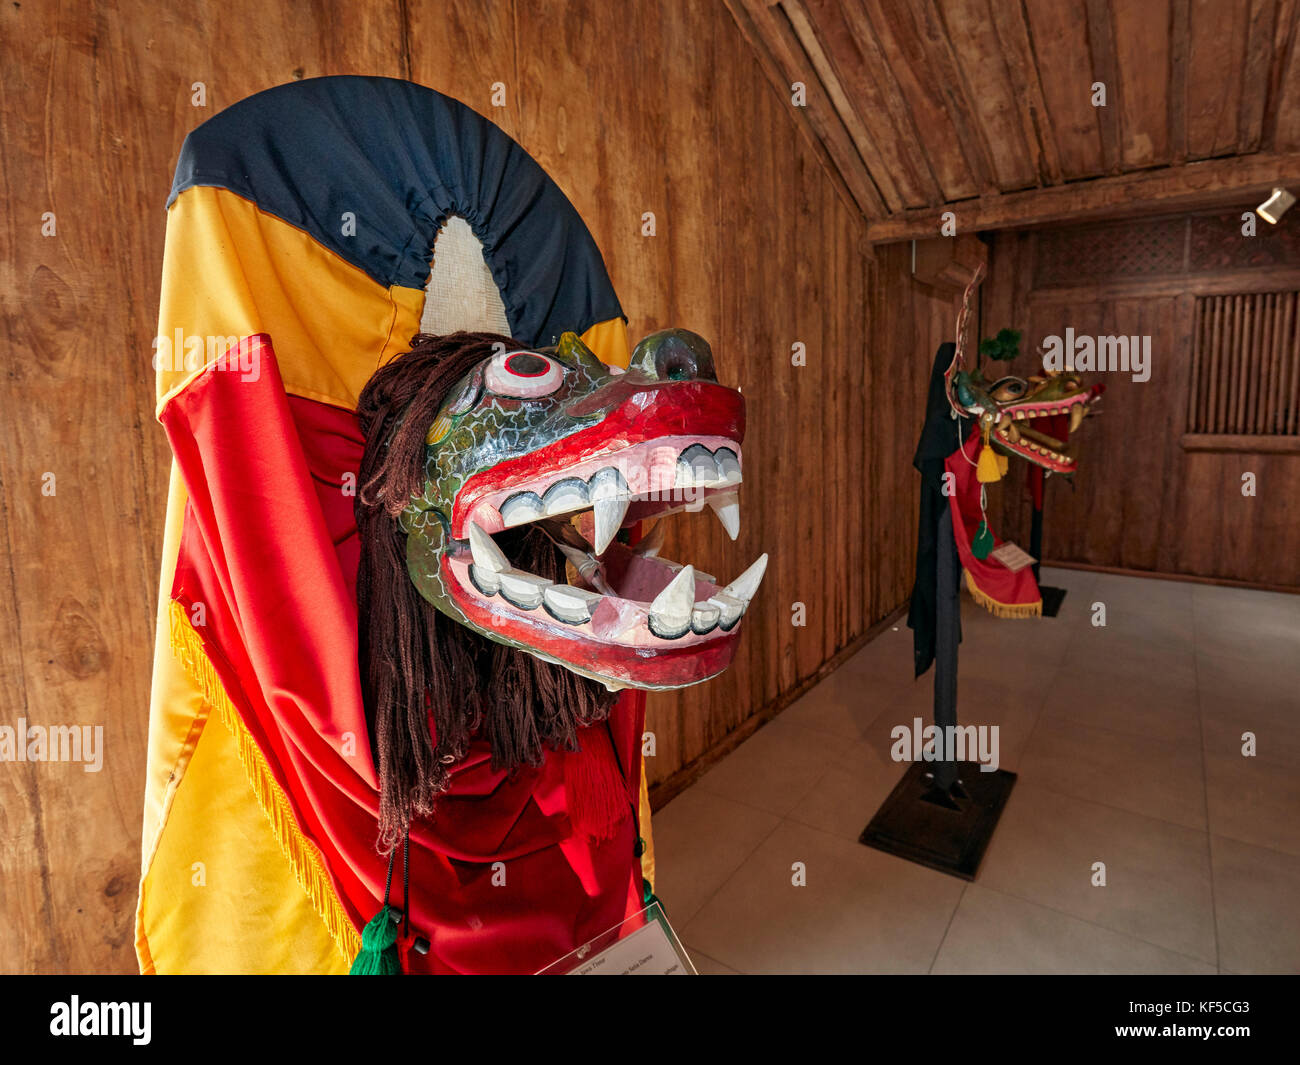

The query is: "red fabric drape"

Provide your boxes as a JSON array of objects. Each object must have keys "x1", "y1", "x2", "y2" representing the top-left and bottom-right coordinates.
[
  {"x1": 943, "y1": 426, "x2": 1041, "y2": 615},
  {"x1": 163, "y1": 335, "x2": 642, "y2": 973}
]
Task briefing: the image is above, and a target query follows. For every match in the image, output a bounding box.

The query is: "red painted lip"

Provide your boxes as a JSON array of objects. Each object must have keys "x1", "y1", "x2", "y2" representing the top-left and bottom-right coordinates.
[{"x1": 451, "y1": 379, "x2": 745, "y2": 539}]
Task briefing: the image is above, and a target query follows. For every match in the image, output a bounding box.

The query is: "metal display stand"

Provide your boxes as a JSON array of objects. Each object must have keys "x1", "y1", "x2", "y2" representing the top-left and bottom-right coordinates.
[
  {"x1": 859, "y1": 508, "x2": 1016, "y2": 880},
  {"x1": 1030, "y1": 496, "x2": 1067, "y2": 617}
]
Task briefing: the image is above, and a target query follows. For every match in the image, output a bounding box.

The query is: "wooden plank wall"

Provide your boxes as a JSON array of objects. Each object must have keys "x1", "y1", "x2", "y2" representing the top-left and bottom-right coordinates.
[
  {"x1": 983, "y1": 212, "x2": 1300, "y2": 587},
  {"x1": 0, "y1": 0, "x2": 410, "y2": 977},
  {"x1": 0, "y1": 1, "x2": 945, "y2": 973}
]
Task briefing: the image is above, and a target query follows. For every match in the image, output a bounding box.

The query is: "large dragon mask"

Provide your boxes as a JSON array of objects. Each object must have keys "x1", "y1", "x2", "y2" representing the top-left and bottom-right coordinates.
[
  {"x1": 355, "y1": 327, "x2": 764, "y2": 840},
  {"x1": 399, "y1": 328, "x2": 765, "y2": 691}
]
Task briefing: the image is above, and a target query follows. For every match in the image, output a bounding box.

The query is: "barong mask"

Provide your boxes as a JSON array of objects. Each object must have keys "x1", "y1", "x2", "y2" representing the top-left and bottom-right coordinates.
[
  {"x1": 356, "y1": 329, "x2": 765, "y2": 842},
  {"x1": 948, "y1": 366, "x2": 1102, "y2": 474},
  {"x1": 944, "y1": 264, "x2": 1103, "y2": 475}
]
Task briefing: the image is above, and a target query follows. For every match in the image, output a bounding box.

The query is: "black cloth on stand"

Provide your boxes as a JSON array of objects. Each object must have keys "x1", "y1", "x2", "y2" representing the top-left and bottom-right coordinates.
[{"x1": 907, "y1": 343, "x2": 972, "y2": 678}]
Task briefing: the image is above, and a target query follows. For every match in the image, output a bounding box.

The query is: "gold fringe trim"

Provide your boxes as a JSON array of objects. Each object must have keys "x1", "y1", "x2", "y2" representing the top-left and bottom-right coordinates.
[
  {"x1": 964, "y1": 571, "x2": 1043, "y2": 619},
  {"x1": 167, "y1": 600, "x2": 362, "y2": 963}
]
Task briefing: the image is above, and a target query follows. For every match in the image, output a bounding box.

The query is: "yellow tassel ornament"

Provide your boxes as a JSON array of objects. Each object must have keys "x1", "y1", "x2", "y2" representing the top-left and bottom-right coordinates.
[{"x1": 976, "y1": 420, "x2": 1003, "y2": 483}]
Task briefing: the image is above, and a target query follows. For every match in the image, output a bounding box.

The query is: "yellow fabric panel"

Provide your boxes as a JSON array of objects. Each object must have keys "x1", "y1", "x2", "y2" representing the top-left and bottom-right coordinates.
[
  {"x1": 135, "y1": 468, "x2": 354, "y2": 973},
  {"x1": 142, "y1": 184, "x2": 407, "y2": 973},
  {"x1": 138, "y1": 462, "x2": 203, "y2": 875},
  {"x1": 155, "y1": 186, "x2": 424, "y2": 414},
  {"x1": 581, "y1": 316, "x2": 631, "y2": 371},
  {"x1": 137, "y1": 694, "x2": 347, "y2": 975},
  {"x1": 638, "y1": 760, "x2": 655, "y2": 893}
]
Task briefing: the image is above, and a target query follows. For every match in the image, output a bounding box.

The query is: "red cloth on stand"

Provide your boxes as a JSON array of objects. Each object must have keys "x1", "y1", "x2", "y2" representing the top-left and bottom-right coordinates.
[{"x1": 943, "y1": 425, "x2": 1041, "y2": 617}]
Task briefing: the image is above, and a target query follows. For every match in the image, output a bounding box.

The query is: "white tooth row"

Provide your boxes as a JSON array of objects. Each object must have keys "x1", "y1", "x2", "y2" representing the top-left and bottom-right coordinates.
[
  {"x1": 643, "y1": 558, "x2": 766, "y2": 639},
  {"x1": 1010, "y1": 395, "x2": 1087, "y2": 420},
  {"x1": 675, "y1": 444, "x2": 742, "y2": 490},
  {"x1": 467, "y1": 522, "x2": 766, "y2": 638},
  {"x1": 500, "y1": 466, "x2": 631, "y2": 554},
  {"x1": 495, "y1": 444, "x2": 745, "y2": 556},
  {"x1": 500, "y1": 466, "x2": 628, "y2": 527}
]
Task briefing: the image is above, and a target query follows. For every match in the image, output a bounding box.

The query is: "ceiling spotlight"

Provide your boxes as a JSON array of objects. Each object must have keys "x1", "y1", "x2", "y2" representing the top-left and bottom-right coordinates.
[{"x1": 1258, "y1": 187, "x2": 1295, "y2": 224}]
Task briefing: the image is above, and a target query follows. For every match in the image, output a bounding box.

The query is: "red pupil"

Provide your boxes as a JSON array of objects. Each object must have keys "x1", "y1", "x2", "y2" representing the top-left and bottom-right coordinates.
[{"x1": 505, "y1": 353, "x2": 548, "y2": 377}]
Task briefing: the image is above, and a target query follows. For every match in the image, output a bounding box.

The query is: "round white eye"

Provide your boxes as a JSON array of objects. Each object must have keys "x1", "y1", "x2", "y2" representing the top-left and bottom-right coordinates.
[{"x1": 485, "y1": 350, "x2": 564, "y2": 398}]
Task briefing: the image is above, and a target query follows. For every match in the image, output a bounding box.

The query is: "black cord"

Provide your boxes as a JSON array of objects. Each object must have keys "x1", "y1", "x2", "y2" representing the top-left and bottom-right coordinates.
[
  {"x1": 382, "y1": 844, "x2": 396, "y2": 909},
  {"x1": 401, "y1": 828, "x2": 411, "y2": 940}
]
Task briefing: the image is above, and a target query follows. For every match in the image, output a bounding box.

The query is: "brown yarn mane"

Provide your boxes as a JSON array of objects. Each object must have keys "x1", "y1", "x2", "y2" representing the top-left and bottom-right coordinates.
[{"x1": 355, "y1": 331, "x2": 618, "y2": 850}]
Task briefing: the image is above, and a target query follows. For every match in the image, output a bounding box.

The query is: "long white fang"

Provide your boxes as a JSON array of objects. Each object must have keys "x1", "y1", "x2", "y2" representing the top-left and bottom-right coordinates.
[
  {"x1": 468, "y1": 521, "x2": 509, "y2": 573},
  {"x1": 707, "y1": 491, "x2": 741, "y2": 541},
  {"x1": 649, "y1": 564, "x2": 696, "y2": 622},
  {"x1": 721, "y1": 553, "x2": 768, "y2": 606},
  {"x1": 592, "y1": 496, "x2": 630, "y2": 555}
]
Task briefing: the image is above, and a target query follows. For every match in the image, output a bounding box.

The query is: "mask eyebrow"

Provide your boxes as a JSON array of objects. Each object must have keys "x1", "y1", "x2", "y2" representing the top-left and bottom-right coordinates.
[{"x1": 539, "y1": 343, "x2": 579, "y2": 370}]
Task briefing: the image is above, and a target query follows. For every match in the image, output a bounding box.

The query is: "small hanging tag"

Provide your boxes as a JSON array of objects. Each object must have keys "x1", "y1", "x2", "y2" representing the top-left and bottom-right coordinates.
[
  {"x1": 989, "y1": 541, "x2": 1036, "y2": 572},
  {"x1": 972, "y1": 520, "x2": 995, "y2": 560}
]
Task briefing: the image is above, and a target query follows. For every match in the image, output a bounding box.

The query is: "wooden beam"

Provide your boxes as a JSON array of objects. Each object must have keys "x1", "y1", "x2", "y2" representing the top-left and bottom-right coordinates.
[
  {"x1": 806, "y1": 0, "x2": 943, "y2": 206},
  {"x1": 864, "y1": 152, "x2": 1300, "y2": 241},
  {"x1": 1238, "y1": 0, "x2": 1277, "y2": 154},
  {"x1": 987, "y1": 0, "x2": 1063, "y2": 185},
  {"x1": 1027, "y1": 265, "x2": 1300, "y2": 304},
  {"x1": 724, "y1": 0, "x2": 887, "y2": 218},
  {"x1": 1169, "y1": 0, "x2": 1190, "y2": 163},
  {"x1": 1111, "y1": 0, "x2": 1173, "y2": 169},
  {"x1": 783, "y1": 0, "x2": 904, "y2": 211},
  {"x1": 938, "y1": 0, "x2": 1039, "y2": 191},
  {"x1": 914, "y1": 0, "x2": 999, "y2": 195},
  {"x1": 860, "y1": 0, "x2": 980, "y2": 199},
  {"x1": 1264, "y1": 0, "x2": 1299, "y2": 150},
  {"x1": 1084, "y1": 0, "x2": 1123, "y2": 174}
]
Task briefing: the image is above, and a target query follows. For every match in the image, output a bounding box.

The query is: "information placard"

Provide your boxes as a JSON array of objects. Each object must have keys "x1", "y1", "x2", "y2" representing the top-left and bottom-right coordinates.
[{"x1": 537, "y1": 901, "x2": 697, "y2": 975}]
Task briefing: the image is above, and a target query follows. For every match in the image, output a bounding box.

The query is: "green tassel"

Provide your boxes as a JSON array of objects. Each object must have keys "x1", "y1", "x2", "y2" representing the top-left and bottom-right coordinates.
[
  {"x1": 972, "y1": 520, "x2": 994, "y2": 560},
  {"x1": 349, "y1": 906, "x2": 402, "y2": 975}
]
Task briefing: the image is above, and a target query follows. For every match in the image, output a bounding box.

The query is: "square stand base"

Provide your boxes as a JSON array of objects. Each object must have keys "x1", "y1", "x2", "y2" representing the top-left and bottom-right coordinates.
[
  {"x1": 859, "y1": 761, "x2": 1016, "y2": 880},
  {"x1": 1040, "y1": 585, "x2": 1067, "y2": 617}
]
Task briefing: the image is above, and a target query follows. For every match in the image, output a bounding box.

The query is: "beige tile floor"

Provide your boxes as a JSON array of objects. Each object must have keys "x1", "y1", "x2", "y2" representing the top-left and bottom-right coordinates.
[{"x1": 652, "y1": 567, "x2": 1300, "y2": 975}]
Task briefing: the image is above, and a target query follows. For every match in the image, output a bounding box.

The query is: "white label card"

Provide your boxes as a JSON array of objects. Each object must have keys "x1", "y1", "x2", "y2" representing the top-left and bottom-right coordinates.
[
  {"x1": 566, "y1": 917, "x2": 689, "y2": 975},
  {"x1": 990, "y1": 541, "x2": 1036, "y2": 572}
]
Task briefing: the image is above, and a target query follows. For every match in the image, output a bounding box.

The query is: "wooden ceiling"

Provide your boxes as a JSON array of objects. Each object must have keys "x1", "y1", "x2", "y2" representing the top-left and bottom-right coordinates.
[{"x1": 726, "y1": 0, "x2": 1300, "y2": 240}]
